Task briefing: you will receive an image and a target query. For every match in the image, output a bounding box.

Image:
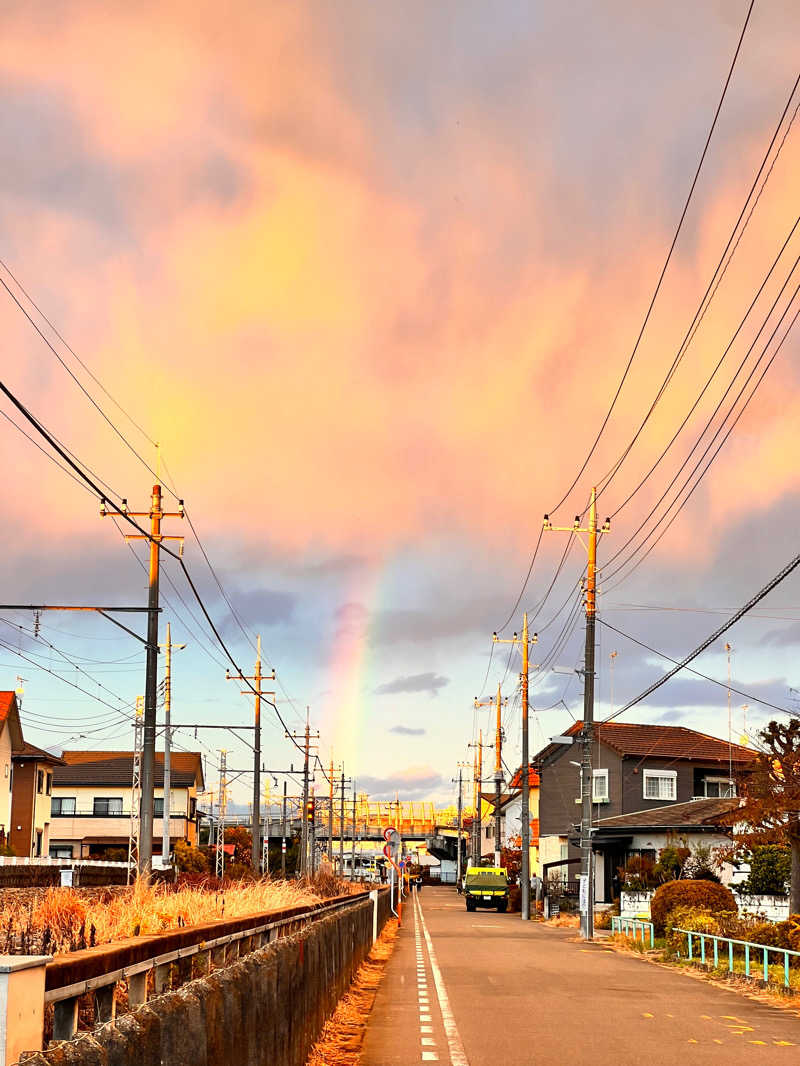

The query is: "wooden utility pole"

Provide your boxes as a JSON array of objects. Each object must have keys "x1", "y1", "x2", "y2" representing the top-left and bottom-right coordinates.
[
  {"x1": 494, "y1": 613, "x2": 537, "y2": 919},
  {"x1": 287, "y1": 710, "x2": 318, "y2": 876},
  {"x1": 468, "y1": 731, "x2": 492, "y2": 865},
  {"x1": 226, "y1": 635, "x2": 275, "y2": 870},
  {"x1": 281, "y1": 779, "x2": 287, "y2": 878},
  {"x1": 545, "y1": 487, "x2": 610, "y2": 939},
  {"x1": 102, "y1": 485, "x2": 184, "y2": 876},
  {"x1": 475, "y1": 687, "x2": 507, "y2": 866},
  {"x1": 351, "y1": 784, "x2": 357, "y2": 882},
  {"x1": 328, "y1": 759, "x2": 335, "y2": 863},
  {"x1": 159, "y1": 623, "x2": 185, "y2": 868}
]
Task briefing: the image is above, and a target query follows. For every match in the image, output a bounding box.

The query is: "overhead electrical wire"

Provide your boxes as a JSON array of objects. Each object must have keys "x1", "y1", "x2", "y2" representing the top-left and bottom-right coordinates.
[
  {"x1": 604, "y1": 293, "x2": 800, "y2": 591},
  {"x1": 607, "y1": 215, "x2": 800, "y2": 523},
  {"x1": 0, "y1": 377, "x2": 307, "y2": 757},
  {"x1": 595, "y1": 73, "x2": 800, "y2": 503},
  {"x1": 603, "y1": 543, "x2": 800, "y2": 723},
  {"x1": 597, "y1": 617, "x2": 794, "y2": 718},
  {"x1": 547, "y1": 0, "x2": 756, "y2": 516}
]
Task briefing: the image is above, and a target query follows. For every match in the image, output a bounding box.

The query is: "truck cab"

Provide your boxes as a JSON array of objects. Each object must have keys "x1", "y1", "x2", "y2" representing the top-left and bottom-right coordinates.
[{"x1": 463, "y1": 865, "x2": 509, "y2": 912}]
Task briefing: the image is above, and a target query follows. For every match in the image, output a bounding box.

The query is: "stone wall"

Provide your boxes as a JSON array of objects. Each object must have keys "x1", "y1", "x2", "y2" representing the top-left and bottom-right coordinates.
[{"x1": 20, "y1": 892, "x2": 390, "y2": 1066}]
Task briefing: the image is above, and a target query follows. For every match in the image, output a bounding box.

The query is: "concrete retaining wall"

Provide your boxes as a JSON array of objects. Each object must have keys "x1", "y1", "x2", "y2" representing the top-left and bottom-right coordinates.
[{"x1": 20, "y1": 892, "x2": 390, "y2": 1066}]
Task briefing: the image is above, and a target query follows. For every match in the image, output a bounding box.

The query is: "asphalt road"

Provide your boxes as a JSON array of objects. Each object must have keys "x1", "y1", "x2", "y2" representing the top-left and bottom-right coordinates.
[{"x1": 361, "y1": 887, "x2": 800, "y2": 1065}]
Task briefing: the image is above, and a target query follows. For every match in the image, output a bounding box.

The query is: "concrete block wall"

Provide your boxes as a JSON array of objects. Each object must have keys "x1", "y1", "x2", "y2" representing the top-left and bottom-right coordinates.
[{"x1": 19, "y1": 895, "x2": 387, "y2": 1066}]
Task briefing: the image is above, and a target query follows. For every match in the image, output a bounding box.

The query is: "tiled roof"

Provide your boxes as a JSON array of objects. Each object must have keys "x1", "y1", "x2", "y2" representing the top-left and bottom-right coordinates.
[
  {"x1": 594, "y1": 797, "x2": 741, "y2": 831},
  {"x1": 13, "y1": 741, "x2": 65, "y2": 765},
  {"x1": 54, "y1": 750, "x2": 204, "y2": 789},
  {"x1": 509, "y1": 765, "x2": 541, "y2": 788},
  {"x1": 536, "y1": 721, "x2": 757, "y2": 765},
  {"x1": 0, "y1": 692, "x2": 14, "y2": 723}
]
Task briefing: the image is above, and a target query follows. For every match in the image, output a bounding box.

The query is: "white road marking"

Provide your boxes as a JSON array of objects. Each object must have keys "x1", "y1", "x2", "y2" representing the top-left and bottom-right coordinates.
[
  {"x1": 415, "y1": 889, "x2": 470, "y2": 1066},
  {"x1": 413, "y1": 884, "x2": 438, "y2": 1064}
]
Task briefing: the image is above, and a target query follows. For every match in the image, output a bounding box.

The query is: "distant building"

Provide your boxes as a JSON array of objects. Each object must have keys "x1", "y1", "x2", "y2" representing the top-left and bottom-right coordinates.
[
  {"x1": 50, "y1": 750, "x2": 204, "y2": 860},
  {"x1": 10, "y1": 741, "x2": 64, "y2": 858},
  {"x1": 0, "y1": 692, "x2": 24, "y2": 846},
  {"x1": 534, "y1": 721, "x2": 757, "y2": 901}
]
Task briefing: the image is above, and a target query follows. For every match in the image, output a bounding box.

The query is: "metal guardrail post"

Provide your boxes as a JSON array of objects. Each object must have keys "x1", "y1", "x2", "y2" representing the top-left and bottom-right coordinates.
[
  {"x1": 52, "y1": 995, "x2": 80, "y2": 1041},
  {"x1": 128, "y1": 971, "x2": 148, "y2": 1007}
]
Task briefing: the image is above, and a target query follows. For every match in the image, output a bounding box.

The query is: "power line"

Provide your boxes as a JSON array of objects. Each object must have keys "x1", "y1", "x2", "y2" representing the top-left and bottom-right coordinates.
[
  {"x1": 547, "y1": 0, "x2": 756, "y2": 516},
  {"x1": 597, "y1": 617, "x2": 794, "y2": 718},
  {"x1": 0, "y1": 377, "x2": 306, "y2": 756},
  {"x1": 604, "y1": 544, "x2": 800, "y2": 723},
  {"x1": 604, "y1": 293, "x2": 800, "y2": 591},
  {"x1": 596, "y1": 74, "x2": 800, "y2": 502}
]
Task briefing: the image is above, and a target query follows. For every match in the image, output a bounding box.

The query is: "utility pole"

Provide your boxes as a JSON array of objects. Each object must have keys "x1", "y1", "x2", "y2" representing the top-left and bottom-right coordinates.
[
  {"x1": 340, "y1": 769, "x2": 346, "y2": 876},
  {"x1": 544, "y1": 487, "x2": 609, "y2": 939},
  {"x1": 226, "y1": 635, "x2": 275, "y2": 871},
  {"x1": 328, "y1": 759, "x2": 335, "y2": 863},
  {"x1": 127, "y1": 696, "x2": 144, "y2": 884},
  {"x1": 101, "y1": 486, "x2": 184, "y2": 875},
  {"x1": 281, "y1": 778, "x2": 287, "y2": 878},
  {"x1": 159, "y1": 623, "x2": 185, "y2": 868},
  {"x1": 475, "y1": 687, "x2": 507, "y2": 866},
  {"x1": 495, "y1": 613, "x2": 538, "y2": 919},
  {"x1": 287, "y1": 709, "x2": 318, "y2": 876},
  {"x1": 453, "y1": 762, "x2": 470, "y2": 889},
  {"x1": 215, "y1": 750, "x2": 228, "y2": 880},
  {"x1": 468, "y1": 731, "x2": 493, "y2": 865},
  {"x1": 351, "y1": 784, "x2": 357, "y2": 882}
]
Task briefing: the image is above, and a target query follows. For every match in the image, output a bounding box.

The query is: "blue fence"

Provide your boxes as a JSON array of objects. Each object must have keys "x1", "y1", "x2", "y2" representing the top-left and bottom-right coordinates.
[
  {"x1": 611, "y1": 916, "x2": 654, "y2": 948},
  {"x1": 674, "y1": 928, "x2": 800, "y2": 989}
]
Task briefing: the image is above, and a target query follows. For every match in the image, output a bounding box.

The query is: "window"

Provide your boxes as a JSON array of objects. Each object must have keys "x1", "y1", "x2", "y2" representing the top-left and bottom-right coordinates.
[
  {"x1": 703, "y1": 776, "x2": 736, "y2": 798},
  {"x1": 37, "y1": 770, "x2": 44, "y2": 794},
  {"x1": 189, "y1": 797, "x2": 197, "y2": 818},
  {"x1": 93, "y1": 797, "x2": 123, "y2": 816},
  {"x1": 592, "y1": 769, "x2": 609, "y2": 803},
  {"x1": 46, "y1": 773, "x2": 52, "y2": 796},
  {"x1": 154, "y1": 798, "x2": 164, "y2": 818},
  {"x1": 49, "y1": 845, "x2": 74, "y2": 859},
  {"x1": 643, "y1": 770, "x2": 676, "y2": 801},
  {"x1": 51, "y1": 797, "x2": 76, "y2": 816}
]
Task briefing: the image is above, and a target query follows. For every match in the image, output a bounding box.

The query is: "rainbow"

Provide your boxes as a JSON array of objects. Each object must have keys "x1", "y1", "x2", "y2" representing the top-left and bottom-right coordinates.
[{"x1": 318, "y1": 558, "x2": 384, "y2": 772}]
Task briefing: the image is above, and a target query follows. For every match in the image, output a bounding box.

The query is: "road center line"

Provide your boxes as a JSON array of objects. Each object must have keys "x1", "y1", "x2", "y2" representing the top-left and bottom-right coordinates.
[{"x1": 415, "y1": 890, "x2": 470, "y2": 1066}]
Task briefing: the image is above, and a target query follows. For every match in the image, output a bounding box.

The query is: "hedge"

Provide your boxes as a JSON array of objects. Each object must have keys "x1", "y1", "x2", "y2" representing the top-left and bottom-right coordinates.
[{"x1": 650, "y1": 880, "x2": 737, "y2": 934}]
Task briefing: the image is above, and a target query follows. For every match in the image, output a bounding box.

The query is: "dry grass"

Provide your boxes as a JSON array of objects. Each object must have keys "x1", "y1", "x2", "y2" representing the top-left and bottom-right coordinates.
[
  {"x1": 307, "y1": 919, "x2": 399, "y2": 1066},
  {"x1": 547, "y1": 913, "x2": 580, "y2": 928},
  {"x1": 0, "y1": 876, "x2": 352, "y2": 955}
]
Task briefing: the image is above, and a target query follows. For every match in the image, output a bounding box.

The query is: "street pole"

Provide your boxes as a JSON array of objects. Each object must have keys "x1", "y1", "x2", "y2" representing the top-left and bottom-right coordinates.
[
  {"x1": 340, "y1": 770, "x2": 345, "y2": 876},
  {"x1": 301, "y1": 720, "x2": 309, "y2": 876},
  {"x1": 351, "y1": 784, "x2": 356, "y2": 882},
  {"x1": 456, "y1": 766, "x2": 464, "y2": 889},
  {"x1": 471, "y1": 747, "x2": 478, "y2": 864},
  {"x1": 581, "y1": 490, "x2": 598, "y2": 940},
  {"x1": 544, "y1": 488, "x2": 610, "y2": 940},
  {"x1": 520, "y1": 613, "x2": 530, "y2": 921},
  {"x1": 160, "y1": 622, "x2": 185, "y2": 868},
  {"x1": 281, "y1": 779, "x2": 287, "y2": 878},
  {"x1": 328, "y1": 760, "x2": 334, "y2": 864},
  {"x1": 101, "y1": 486, "x2": 184, "y2": 877},
  {"x1": 494, "y1": 684, "x2": 503, "y2": 866},
  {"x1": 226, "y1": 636, "x2": 275, "y2": 872},
  {"x1": 494, "y1": 612, "x2": 537, "y2": 919}
]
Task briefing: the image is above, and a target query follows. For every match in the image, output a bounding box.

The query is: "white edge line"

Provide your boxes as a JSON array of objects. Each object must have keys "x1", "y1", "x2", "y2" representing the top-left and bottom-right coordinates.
[{"x1": 416, "y1": 889, "x2": 470, "y2": 1066}]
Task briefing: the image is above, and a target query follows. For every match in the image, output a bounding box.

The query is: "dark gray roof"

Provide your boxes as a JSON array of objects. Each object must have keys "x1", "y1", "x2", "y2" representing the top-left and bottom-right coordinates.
[
  {"x1": 594, "y1": 797, "x2": 741, "y2": 832},
  {"x1": 53, "y1": 751, "x2": 203, "y2": 789}
]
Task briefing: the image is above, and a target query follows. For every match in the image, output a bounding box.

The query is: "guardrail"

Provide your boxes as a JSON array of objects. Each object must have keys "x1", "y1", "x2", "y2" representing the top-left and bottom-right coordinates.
[
  {"x1": 41, "y1": 889, "x2": 382, "y2": 1042},
  {"x1": 611, "y1": 916, "x2": 655, "y2": 948},
  {"x1": 674, "y1": 928, "x2": 800, "y2": 989}
]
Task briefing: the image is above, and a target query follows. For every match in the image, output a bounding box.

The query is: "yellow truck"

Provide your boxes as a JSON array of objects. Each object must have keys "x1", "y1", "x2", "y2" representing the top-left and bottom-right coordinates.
[{"x1": 463, "y1": 866, "x2": 509, "y2": 912}]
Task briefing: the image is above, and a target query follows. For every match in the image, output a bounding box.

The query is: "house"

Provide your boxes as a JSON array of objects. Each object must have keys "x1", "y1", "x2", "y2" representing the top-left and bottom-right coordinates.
[
  {"x1": 10, "y1": 741, "x2": 65, "y2": 858},
  {"x1": 0, "y1": 692, "x2": 24, "y2": 846},
  {"x1": 480, "y1": 764, "x2": 541, "y2": 869},
  {"x1": 589, "y1": 796, "x2": 741, "y2": 901},
  {"x1": 50, "y1": 750, "x2": 204, "y2": 860},
  {"x1": 535, "y1": 721, "x2": 757, "y2": 897}
]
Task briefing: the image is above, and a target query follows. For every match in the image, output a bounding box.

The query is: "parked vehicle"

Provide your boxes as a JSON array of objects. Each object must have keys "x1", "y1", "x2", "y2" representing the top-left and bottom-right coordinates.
[{"x1": 463, "y1": 865, "x2": 509, "y2": 912}]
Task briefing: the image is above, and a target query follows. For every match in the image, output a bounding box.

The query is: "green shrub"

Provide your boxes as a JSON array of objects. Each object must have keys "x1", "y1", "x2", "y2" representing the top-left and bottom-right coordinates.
[
  {"x1": 741, "y1": 845, "x2": 790, "y2": 896},
  {"x1": 651, "y1": 879, "x2": 737, "y2": 934},
  {"x1": 174, "y1": 839, "x2": 208, "y2": 874}
]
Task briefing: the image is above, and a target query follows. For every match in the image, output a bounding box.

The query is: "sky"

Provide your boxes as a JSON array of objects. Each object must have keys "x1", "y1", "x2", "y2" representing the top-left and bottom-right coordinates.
[{"x1": 2, "y1": 1, "x2": 800, "y2": 810}]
